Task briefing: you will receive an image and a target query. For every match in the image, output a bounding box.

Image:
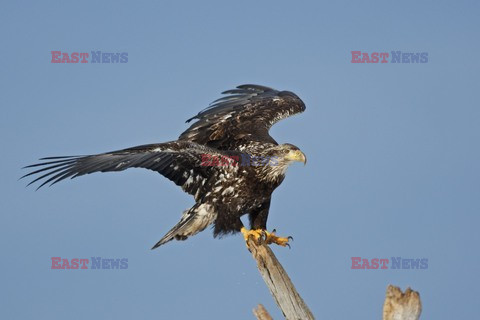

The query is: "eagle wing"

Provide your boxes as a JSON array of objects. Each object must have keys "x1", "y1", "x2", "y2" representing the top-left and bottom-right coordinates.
[
  {"x1": 21, "y1": 141, "x2": 231, "y2": 199},
  {"x1": 179, "y1": 84, "x2": 306, "y2": 150}
]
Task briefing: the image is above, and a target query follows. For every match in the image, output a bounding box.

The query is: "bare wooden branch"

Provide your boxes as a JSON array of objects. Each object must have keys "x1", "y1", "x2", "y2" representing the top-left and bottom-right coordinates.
[
  {"x1": 245, "y1": 237, "x2": 422, "y2": 320},
  {"x1": 253, "y1": 304, "x2": 273, "y2": 320},
  {"x1": 246, "y1": 237, "x2": 315, "y2": 320},
  {"x1": 383, "y1": 285, "x2": 422, "y2": 320}
]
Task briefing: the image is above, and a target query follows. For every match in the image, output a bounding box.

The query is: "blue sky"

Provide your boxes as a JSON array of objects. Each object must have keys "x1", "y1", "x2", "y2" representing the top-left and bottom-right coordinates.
[{"x1": 1, "y1": 1, "x2": 479, "y2": 319}]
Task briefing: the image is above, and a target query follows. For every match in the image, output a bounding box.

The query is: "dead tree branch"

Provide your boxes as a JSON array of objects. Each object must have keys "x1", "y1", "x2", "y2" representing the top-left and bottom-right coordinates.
[
  {"x1": 245, "y1": 237, "x2": 423, "y2": 320},
  {"x1": 383, "y1": 285, "x2": 422, "y2": 320},
  {"x1": 246, "y1": 237, "x2": 315, "y2": 320},
  {"x1": 253, "y1": 304, "x2": 273, "y2": 320}
]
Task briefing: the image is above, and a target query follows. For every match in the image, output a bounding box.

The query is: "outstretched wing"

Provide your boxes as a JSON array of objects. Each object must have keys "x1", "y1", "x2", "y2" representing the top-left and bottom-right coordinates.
[
  {"x1": 21, "y1": 141, "x2": 231, "y2": 200},
  {"x1": 179, "y1": 84, "x2": 306, "y2": 150}
]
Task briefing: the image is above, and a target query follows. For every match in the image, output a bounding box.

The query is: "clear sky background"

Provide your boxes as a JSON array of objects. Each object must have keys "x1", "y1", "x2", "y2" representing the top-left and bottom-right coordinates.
[{"x1": 1, "y1": 1, "x2": 479, "y2": 319}]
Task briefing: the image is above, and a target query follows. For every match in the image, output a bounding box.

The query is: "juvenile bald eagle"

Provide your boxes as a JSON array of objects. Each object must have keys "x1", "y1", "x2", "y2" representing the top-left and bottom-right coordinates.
[{"x1": 22, "y1": 84, "x2": 306, "y2": 249}]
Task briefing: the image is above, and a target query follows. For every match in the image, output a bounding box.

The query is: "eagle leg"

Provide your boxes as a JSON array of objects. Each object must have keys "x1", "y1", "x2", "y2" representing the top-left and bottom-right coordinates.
[
  {"x1": 240, "y1": 227, "x2": 292, "y2": 248},
  {"x1": 240, "y1": 227, "x2": 263, "y2": 243},
  {"x1": 264, "y1": 230, "x2": 292, "y2": 248}
]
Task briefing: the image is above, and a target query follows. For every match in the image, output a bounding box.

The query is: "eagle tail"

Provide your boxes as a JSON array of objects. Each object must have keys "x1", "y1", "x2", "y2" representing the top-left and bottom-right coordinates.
[{"x1": 151, "y1": 203, "x2": 216, "y2": 249}]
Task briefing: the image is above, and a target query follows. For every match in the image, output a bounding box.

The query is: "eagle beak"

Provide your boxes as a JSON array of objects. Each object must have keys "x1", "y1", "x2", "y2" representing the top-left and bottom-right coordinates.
[{"x1": 285, "y1": 150, "x2": 307, "y2": 165}]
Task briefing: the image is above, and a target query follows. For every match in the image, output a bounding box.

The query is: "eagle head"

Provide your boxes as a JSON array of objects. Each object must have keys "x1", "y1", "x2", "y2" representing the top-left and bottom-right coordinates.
[
  {"x1": 279, "y1": 143, "x2": 307, "y2": 165},
  {"x1": 257, "y1": 144, "x2": 306, "y2": 183},
  {"x1": 259, "y1": 142, "x2": 305, "y2": 170}
]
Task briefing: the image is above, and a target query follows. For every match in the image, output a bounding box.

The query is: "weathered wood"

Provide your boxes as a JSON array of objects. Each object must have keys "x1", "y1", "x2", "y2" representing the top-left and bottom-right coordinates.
[
  {"x1": 383, "y1": 285, "x2": 422, "y2": 320},
  {"x1": 246, "y1": 237, "x2": 315, "y2": 320},
  {"x1": 253, "y1": 304, "x2": 273, "y2": 320},
  {"x1": 245, "y1": 237, "x2": 423, "y2": 320}
]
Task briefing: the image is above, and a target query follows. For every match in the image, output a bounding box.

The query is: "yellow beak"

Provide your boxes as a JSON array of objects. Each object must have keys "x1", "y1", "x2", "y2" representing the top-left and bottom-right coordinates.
[{"x1": 285, "y1": 150, "x2": 307, "y2": 165}]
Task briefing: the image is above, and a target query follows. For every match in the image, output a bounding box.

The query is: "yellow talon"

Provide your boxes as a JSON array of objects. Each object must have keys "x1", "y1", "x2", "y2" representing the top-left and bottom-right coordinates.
[
  {"x1": 240, "y1": 227, "x2": 292, "y2": 247},
  {"x1": 240, "y1": 227, "x2": 263, "y2": 242},
  {"x1": 264, "y1": 230, "x2": 291, "y2": 247}
]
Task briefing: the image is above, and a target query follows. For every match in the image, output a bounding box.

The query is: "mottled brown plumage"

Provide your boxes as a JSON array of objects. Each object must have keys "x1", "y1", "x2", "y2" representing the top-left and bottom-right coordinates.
[{"x1": 22, "y1": 84, "x2": 306, "y2": 248}]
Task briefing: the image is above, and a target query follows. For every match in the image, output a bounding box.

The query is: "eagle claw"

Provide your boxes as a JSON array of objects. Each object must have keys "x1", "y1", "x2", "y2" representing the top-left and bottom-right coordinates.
[
  {"x1": 264, "y1": 229, "x2": 292, "y2": 247},
  {"x1": 240, "y1": 227, "x2": 292, "y2": 248}
]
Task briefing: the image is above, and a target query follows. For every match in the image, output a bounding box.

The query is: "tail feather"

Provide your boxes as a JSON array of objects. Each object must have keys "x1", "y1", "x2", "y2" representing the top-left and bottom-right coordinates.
[
  {"x1": 151, "y1": 211, "x2": 196, "y2": 249},
  {"x1": 151, "y1": 203, "x2": 217, "y2": 249}
]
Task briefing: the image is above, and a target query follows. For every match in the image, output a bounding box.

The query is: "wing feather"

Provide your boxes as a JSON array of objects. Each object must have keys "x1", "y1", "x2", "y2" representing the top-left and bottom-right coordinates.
[
  {"x1": 179, "y1": 84, "x2": 305, "y2": 150},
  {"x1": 21, "y1": 141, "x2": 231, "y2": 199}
]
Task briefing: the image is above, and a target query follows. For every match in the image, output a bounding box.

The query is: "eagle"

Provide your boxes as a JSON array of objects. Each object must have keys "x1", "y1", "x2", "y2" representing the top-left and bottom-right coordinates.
[{"x1": 22, "y1": 84, "x2": 307, "y2": 249}]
